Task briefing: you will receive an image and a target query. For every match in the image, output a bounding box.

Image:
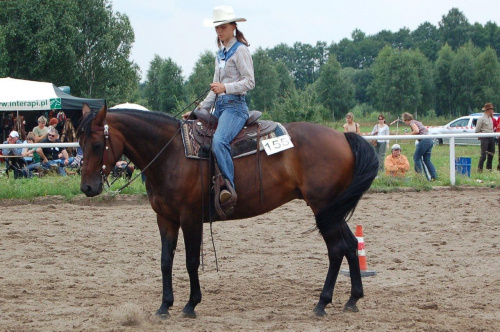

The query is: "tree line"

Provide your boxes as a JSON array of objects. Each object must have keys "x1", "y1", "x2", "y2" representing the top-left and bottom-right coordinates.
[
  {"x1": 1, "y1": 3, "x2": 499, "y2": 123},
  {"x1": 0, "y1": 0, "x2": 141, "y2": 106}
]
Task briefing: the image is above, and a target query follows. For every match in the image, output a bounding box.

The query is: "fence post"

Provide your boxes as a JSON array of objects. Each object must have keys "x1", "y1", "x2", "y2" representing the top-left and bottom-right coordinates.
[{"x1": 449, "y1": 137, "x2": 456, "y2": 185}]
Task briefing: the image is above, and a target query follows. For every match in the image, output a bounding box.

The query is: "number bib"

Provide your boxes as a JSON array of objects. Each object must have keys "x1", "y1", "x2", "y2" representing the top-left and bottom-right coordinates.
[{"x1": 260, "y1": 135, "x2": 294, "y2": 155}]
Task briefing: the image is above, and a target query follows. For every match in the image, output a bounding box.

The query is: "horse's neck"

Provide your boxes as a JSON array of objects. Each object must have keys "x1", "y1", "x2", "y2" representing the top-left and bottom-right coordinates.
[{"x1": 112, "y1": 114, "x2": 180, "y2": 171}]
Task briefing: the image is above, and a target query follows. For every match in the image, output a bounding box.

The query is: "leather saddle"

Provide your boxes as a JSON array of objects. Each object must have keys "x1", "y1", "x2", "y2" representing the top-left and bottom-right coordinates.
[{"x1": 182, "y1": 108, "x2": 278, "y2": 159}]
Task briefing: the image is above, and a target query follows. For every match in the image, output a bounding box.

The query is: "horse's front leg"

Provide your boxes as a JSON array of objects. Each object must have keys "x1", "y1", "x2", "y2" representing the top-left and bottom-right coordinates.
[
  {"x1": 179, "y1": 219, "x2": 203, "y2": 318},
  {"x1": 155, "y1": 214, "x2": 180, "y2": 319}
]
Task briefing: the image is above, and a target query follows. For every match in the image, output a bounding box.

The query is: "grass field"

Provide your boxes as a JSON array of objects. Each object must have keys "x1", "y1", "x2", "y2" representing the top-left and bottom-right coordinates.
[
  {"x1": 370, "y1": 140, "x2": 500, "y2": 190},
  {"x1": 0, "y1": 170, "x2": 147, "y2": 200}
]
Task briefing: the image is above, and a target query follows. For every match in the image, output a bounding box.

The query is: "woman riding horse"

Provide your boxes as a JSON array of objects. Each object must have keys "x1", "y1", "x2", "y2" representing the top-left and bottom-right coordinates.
[{"x1": 183, "y1": 6, "x2": 254, "y2": 213}]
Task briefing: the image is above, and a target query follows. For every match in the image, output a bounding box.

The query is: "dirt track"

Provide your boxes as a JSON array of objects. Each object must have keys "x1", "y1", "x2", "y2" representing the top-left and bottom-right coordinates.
[{"x1": 1, "y1": 187, "x2": 499, "y2": 331}]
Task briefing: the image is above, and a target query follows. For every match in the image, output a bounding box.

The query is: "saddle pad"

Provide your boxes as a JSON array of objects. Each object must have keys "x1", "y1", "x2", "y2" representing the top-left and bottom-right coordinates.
[{"x1": 181, "y1": 121, "x2": 288, "y2": 160}]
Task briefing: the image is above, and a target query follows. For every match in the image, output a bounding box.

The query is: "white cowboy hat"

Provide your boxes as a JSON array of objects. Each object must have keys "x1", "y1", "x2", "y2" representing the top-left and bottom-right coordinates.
[{"x1": 203, "y1": 6, "x2": 246, "y2": 27}]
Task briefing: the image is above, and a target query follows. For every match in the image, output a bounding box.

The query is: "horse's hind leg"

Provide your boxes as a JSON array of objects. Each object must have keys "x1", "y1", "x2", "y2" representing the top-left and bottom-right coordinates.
[
  {"x1": 342, "y1": 223, "x2": 363, "y2": 312},
  {"x1": 313, "y1": 222, "x2": 363, "y2": 316}
]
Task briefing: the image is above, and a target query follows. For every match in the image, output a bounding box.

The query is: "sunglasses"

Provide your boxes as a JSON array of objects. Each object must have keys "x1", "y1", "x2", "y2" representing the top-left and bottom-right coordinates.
[{"x1": 48, "y1": 134, "x2": 57, "y2": 137}]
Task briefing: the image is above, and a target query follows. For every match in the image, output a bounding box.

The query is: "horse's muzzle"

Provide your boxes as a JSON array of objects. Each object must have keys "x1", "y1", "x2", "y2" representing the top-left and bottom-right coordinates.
[{"x1": 80, "y1": 182, "x2": 103, "y2": 197}]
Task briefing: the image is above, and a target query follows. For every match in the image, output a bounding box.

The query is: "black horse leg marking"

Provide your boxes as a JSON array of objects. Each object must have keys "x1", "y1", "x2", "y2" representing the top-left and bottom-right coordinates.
[
  {"x1": 180, "y1": 221, "x2": 203, "y2": 318},
  {"x1": 313, "y1": 232, "x2": 343, "y2": 317},
  {"x1": 313, "y1": 223, "x2": 362, "y2": 316},
  {"x1": 343, "y1": 224, "x2": 363, "y2": 312},
  {"x1": 155, "y1": 216, "x2": 180, "y2": 318}
]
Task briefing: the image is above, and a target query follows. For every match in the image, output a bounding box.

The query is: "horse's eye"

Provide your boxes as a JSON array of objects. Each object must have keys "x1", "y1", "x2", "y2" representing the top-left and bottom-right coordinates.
[{"x1": 92, "y1": 142, "x2": 103, "y2": 151}]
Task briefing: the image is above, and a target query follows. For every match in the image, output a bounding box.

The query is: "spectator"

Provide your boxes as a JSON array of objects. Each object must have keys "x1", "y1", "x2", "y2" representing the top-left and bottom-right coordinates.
[
  {"x1": 494, "y1": 111, "x2": 500, "y2": 171},
  {"x1": 371, "y1": 114, "x2": 390, "y2": 171},
  {"x1": 475, "y1": 103, "x2": 495, "y2": 172},
  {"x1": 113, "y1": 159, "x2": 134, "y2": 180},
  {"x1": 60, "y1": 118, "x2": 77, "y2": 156},
  {"x1": 2, "y1": 131, "x2": 28, "y2": 178},
  {"x1": 2, "y1": 131, "x2": 23, "y2": 156},
  {"x1": 36, "y1": 128, "x2": 70, "y2": 176},
  {"x1": 384, "y1": 144, "x2": 410, "y2": 177},
  {"x1": 403, "y1": 112, "x2": 437, "y2": 181},
  {"x1": 21, "y1": 132, "x2": 41, "y2": 177},
  {"x1": 21, "y1": 132, "x2": 35, "y2": 164},
  {"x1": 49, "y1": 117, "x2": 58, "y2": 128},
  {"x1": 33, "y1": 116, "x2": 49, "y2": 142},
  {"x1": 343, "y1": 112, "x2": 360, "y2": 134},
  {"x1": 68, "y1": 146, "x2": 83, "y2": 169}
]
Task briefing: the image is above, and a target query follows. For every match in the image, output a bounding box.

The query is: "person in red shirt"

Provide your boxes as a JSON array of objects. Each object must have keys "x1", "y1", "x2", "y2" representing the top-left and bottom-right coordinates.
[{"x1": 493, "y1": 113, "x2": 500, "y2": 171}]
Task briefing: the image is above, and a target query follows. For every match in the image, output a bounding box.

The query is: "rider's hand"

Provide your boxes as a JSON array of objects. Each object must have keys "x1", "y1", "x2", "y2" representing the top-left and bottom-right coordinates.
[
  {"x1": 182, "y1": 111, "x2": 192, "y2": 120},
  {"x1": 210, "y1": 82, "x2": 226, "y2": 94}
]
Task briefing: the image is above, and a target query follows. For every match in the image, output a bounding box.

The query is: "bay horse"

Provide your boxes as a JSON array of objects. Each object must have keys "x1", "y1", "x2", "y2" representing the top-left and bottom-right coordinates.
[{"x1": 78, "y1": 104, "x2": 378, "y2": 318}]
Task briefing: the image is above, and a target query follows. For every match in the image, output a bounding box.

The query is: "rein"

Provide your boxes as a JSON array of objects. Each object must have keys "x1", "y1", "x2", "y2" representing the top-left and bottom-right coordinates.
[
  {"x1": 87, "y1": 88, "x2": 220, "y2": 272},
  {"x1": 94, "y1": 88, "x2": 212, "y2": 195}
]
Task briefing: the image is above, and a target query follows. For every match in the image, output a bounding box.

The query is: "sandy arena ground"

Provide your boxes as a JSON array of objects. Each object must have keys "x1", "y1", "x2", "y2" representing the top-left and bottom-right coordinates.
[{"x1": 0, "y1": 187, "x2": 499, "y2": 331}]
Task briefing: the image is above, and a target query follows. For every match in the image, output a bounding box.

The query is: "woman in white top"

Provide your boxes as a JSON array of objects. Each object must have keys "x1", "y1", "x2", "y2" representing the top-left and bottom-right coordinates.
[
  {"x1": 343, "y1": 112, "x2": 360, "y2": 134},
  {"x1": 371, "y1": 114, "x2": 390, "y2": 171}
]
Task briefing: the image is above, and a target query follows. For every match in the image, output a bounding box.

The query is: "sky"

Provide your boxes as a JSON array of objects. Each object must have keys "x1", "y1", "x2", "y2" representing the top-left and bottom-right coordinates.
[{"x1": 111, "y1": 0, "x2": 500, "y2": 81}]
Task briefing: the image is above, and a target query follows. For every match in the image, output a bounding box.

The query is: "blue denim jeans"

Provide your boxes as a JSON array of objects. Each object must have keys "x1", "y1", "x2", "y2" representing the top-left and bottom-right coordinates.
[
  {"x1": 43, "y1": 158, "x2": 74, "y2": 176},
  {"x1": 212, "y1": 95, "x2": 249, "y2": 189},
  {"x1": 413, "y1": 138, "x2": 437, "y2": 180},
  {"x1": 374, "y1": 141, "x2": 387, "y2": 171}
]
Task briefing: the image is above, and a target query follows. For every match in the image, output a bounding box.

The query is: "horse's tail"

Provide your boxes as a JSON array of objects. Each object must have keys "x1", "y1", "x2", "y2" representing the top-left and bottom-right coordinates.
[{"x1": 315, "y1": 132, "x2": 379, "y2": 236}]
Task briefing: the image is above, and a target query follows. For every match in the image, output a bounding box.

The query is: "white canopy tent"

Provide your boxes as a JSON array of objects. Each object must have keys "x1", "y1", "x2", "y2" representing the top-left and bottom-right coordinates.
[
  {"x1": 0, "y1": 77, "x2": 105, "y2": 111},
  {"x1": 110, "y1": 102, "x2": 149, "y2": 111}
]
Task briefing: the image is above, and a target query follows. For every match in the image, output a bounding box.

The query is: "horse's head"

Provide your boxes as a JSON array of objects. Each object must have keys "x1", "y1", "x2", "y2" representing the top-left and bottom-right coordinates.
[{"x1": 78, "y1": 103, "x2": 123, "y2": 197}]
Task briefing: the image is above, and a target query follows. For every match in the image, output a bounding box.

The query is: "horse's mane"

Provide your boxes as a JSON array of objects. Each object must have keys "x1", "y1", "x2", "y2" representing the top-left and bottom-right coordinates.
[{"x1": 77, "y1": 109, "x2": 180, "y2": 140}]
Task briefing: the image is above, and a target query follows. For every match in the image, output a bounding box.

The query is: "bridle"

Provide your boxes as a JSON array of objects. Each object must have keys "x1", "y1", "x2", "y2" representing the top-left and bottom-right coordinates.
[
  {"x1": 87, "y1": 116, "x2": 184, "y2": 195},
  {"x1": 90, "y1": 121, "x2": 112, "y2": 187}
]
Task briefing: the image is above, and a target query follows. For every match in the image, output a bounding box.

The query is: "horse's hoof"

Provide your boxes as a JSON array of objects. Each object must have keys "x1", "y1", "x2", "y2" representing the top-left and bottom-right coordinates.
[
  {"x1": 155, "y1": 311, "x2": 170, "y2": 320},
  {"x1": 343, "y1": 304, "x2": 359, "y2": 312},
  {"x1": 179, "y1": 309, "x2": 197, "y2": 319},
  {"x1": 313, "y1": 307, "x2": 327, "y2": 317}
]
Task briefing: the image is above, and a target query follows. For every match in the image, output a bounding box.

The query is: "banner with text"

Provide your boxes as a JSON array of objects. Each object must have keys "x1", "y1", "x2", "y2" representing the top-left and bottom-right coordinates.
[{"x1": 0, "y1": 98, "x2": 62, "y2": 111}]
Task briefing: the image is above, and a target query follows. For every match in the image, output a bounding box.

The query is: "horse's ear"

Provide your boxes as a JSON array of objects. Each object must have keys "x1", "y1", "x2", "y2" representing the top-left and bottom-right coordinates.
[
  {"x1": 94, "y1": 103, "x2": 108, "y2": 125},
  {"x1": 82, "y1": 103, "x2": 91, "y2": 116}
]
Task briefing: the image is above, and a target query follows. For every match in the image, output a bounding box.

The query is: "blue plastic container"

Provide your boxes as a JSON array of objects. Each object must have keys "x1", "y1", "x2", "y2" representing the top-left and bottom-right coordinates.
[{"x1": 455, "y1": 157, "x2": 471, "y2": 177}]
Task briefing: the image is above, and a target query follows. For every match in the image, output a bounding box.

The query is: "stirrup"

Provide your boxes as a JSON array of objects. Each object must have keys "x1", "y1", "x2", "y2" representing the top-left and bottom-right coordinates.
[
  {"x1": 213, "y1": 176, "x2": 237, "y2": 219},
  {"x1": 220, "y1": 189, "x2": 232, "y2": 204}
]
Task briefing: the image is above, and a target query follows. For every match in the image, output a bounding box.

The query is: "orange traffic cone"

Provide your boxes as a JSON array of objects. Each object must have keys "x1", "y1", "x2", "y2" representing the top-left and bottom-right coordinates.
[
  {"x1": 355, "y1": 225, "x2": 376, "y2": 276},
  {"x1": 340, "y1": 224, "x2": 376, "y2": 277}
]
